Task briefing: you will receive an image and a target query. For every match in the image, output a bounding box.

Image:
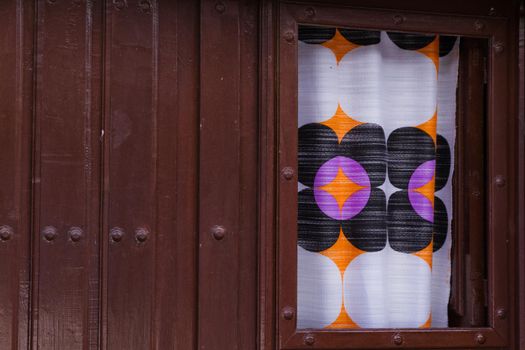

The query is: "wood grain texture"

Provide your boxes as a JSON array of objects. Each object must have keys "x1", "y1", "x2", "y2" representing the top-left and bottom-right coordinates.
[
  {"x1": 198, "y1": 0, "x2": 259, "y2": 349},
  {"x1": 101, "y1": 1, "x2": 199, "y2": 349},
  {"x1": 31, "y1": 0, "x2": 102, "y2": 349},
  {"x1": 519, "y1": 5, "x2": 524, "y2": 349},
  {"x1": 0, "y1": 0, "x2": 33, "y2": 349},
  {"x1": 258, "y1": 2, "x2": 278, "y2": 350},
  {"x1": 450, "y1": 39, "x2": 488, "y2": 328},
  {"x1": 152, "y1": 0, "x2": 199, "y2": 348},
  {"x1": 102, "y1": 0, "x2": 158, "y2": 348}
]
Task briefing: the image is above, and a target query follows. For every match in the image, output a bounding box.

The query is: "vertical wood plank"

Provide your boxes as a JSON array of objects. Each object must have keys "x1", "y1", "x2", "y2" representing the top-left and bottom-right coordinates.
[
  {"x1": 276, "y1": 4, "x2": 299, "y2": 345},
  {"x1": 450, "y1": 39, "x2": 488, "y2": 327},
  {"x1": 103, "y1": 1, "x2": 201, "y2": 348},
  {"x1": 258, "y1": 1, "x2": 277, "y2": 349},
  {"x1": 153, "y1": 0, "x2": 199, "y2": 349},
  {"x1": 237, "y1": 3, "x2": 259, "y2": 349},
  {"x1": 198, "y1": 1, "x2": 240, "y2": 347},
  {"x1": 463, "y1": 40, "x2": 488, "y2": 327},
  {"x1": 519, "y1": 5, "x2": 524, "y2": 348},
  {"x1": 32, "y1": 0, "x2": 103, "y2": 349},
  {"x1": 198, "y1": 0, "x2": 259, "y2": 349},
  {"x1": 0, "y1": 1, "x2": 34, "y2": 349},
  {"x1": 103, "y1": 1, "x2": 158, "y2": 348}
]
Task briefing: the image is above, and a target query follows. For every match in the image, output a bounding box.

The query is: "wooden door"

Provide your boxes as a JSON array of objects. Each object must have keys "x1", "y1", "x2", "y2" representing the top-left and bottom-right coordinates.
[{"x1": 0, "y1": 1, "x2": 258, "y2": 349}]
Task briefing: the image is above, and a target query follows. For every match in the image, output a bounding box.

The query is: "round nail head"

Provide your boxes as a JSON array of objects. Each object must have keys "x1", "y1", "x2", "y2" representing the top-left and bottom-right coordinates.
[
  {"x1": 305, "y1": 7, "x2": 315, "y2": 18},
  {"x1": 304, "y1": 333, "x2": 315, "y2": 346},
  {"x1": 69, "y1": 227, "x2": 83, "y2": 242},
  {"x1": 135, "y1": 227, "x2": 149, "y2": 243},
  {"x1": 138, "y1": 0, "x2": 152, "y2": 13},
  {"x1": 282, "y1": 306, "x2": 295, "y2": 320},
  {"x1": 215, "y1": 2, "x2": 226, "y2": 13},
  {"x1": 281, "y1": 167, "x2": 294, "y2": 180},
  {"x1": 393, "y1": 14, "x2": 404, "y2": 25},
  {"x1": 493, "y1": 42, "x2": 504, "y2": 54},
  {"x1": 476, "y1": 333, "x2": 486, "y2": 344},
  {"x1": 495, "y1": 175, "x2": 506, "y2": 187},
  {"x1": 496, "y1": 308, "x2": 507, "y2": 319},
  {"x1": 284, "y1": 32, "x2": 295, "y2": 43},
  {"x1": 211, "y1": 225, "x2": 226, "y2": 240},
  {"x1": 42, "y1": 226, "x2": 58, "y2": 241},
  {"x1": 110, "y1": 227, "x2": 124, "y2": 242},
  {"x1": 474, "y1": 20, "x2": 485, "y2": 31},
  {"x1": 0, "y1": 225, "x2": 13, "y2": 241},
  {"x1": 393, "y1": 333, "x2": 403, "y2": 346}
]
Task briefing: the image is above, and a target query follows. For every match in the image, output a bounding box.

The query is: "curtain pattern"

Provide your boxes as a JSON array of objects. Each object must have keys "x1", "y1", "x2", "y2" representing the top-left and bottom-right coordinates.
[{"x1": 297, "y1": 26, "x2": 459, "y2": 329}]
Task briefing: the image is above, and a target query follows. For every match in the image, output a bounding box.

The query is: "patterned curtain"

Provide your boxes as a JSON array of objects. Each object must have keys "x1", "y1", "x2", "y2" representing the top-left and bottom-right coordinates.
[{"x1": 297, "y1": 27, "x2": 459, "y2": 329}]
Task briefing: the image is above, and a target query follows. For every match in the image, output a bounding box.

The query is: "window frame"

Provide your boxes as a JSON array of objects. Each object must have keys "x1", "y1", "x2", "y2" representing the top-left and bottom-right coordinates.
[
  {"x1": 449, "y1": 37, "x2": 489, "y2": 327},
  {"x1": 263, "y1": 2, "x2": 517, "y2": 349}
]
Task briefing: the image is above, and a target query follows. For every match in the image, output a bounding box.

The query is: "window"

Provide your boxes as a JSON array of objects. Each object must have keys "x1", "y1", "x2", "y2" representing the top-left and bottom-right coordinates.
[{"x1": 262, "y1": 2, "x2": 518, "y2": 349}]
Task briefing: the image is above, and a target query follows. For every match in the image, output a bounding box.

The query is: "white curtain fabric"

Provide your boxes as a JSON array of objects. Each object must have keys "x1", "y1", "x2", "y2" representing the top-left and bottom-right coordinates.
[{"x1": 297, "y1": 29, "x2": 459, "y2": 329}]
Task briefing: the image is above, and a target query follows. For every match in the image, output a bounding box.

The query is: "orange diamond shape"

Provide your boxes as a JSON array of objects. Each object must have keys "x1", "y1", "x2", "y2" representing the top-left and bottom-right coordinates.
[
  {"x1": 321, "y1": 227, "x2": 365, "y2": 275},
  {"x1": 321, "y1": 104, "x2": 362, "y2": 143},
  {"x1": 319, "y1": 167, "x2": 366, "y2": 212},
  {"x1": 321, "y1": 29, "x2": 359, "y2": 64}
]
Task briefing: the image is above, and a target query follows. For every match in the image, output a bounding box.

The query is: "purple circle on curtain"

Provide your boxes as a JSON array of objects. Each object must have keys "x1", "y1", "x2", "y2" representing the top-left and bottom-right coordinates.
[
  {"x1": 408, "y1": 159, "x2": 435, "y2": 222},
  {"x1": 313, "y1": 156, "x2": 371, "y2": 220}
]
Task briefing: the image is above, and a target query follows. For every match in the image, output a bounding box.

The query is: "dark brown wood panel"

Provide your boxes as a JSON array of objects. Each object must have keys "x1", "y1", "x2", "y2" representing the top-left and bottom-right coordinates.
[
  {"x1": 465, "y1": 39, "x2": 487, "y2": 328},
  {"x1": 519, "y1": 5, "x2": 524, "y2": 349},
  {"x1": 102, "y1": 1, "x2": 200, "y2": 348},
  {"x1": 259, "y1": 1, "x2": 278, "y2": 350},
  {"x1": 152, "y1": 0, "x2": 199, "y2": 348},
  {"x1": 198, "y1": 0, "x2": 259, "y2": 349},
  {"x1": 0, "y1": 1, "x2": 33, "y2": 349},
  {"x1": 296, "y1": 0, "x2": 516, "y2": 17},
  {"x1": 237, "y1": 3, "x2": 259, "y2": 349},
  {"x1": 32, "y1": 0, "x2": 103, "y2": 349},
  {"x1": 103, "y1": 1, "x2": 158, "y2": 348},
  {"x1": 450, "y1": 38, "x2": 488, "y2": 327}
]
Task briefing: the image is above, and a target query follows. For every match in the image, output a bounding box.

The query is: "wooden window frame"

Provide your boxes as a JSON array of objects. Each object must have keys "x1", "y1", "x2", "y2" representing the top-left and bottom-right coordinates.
[
  {"x1": 259, "y1": 2, "x2": 518, "y2": 349},
  {"x1": 449, "y1": 37, "x2": 489, "y2": 328}
]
